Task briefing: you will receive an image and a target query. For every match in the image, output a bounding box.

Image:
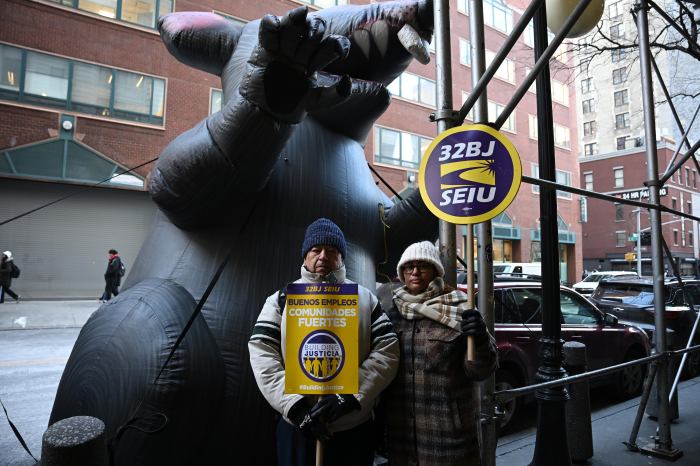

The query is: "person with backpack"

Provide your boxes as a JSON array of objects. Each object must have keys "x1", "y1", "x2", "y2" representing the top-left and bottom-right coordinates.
[
  {"x1": 0, "y1": 250, "x2": 21, "y2": 303},
  {"x1": 248, "y1": 218, "x2": 399, "y2": 466},
  {"x1": 101, "y1": 249, "x2": 124, "y2": 302}
]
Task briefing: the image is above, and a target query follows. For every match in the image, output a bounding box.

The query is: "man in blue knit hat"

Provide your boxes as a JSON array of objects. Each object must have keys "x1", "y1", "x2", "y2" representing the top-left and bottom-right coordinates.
[{"x1": 249, "y1": 218, "x2": 399, "y2": 466}]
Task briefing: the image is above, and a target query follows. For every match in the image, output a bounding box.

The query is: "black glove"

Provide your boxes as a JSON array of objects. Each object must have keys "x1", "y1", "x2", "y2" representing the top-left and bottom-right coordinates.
[
  {"x1": 460, "y1": 309, "x2": 487, "y2": 343},
  {"x1": 310, "y1": 394, "x2": 361, "y2": 424},
  {"x1": 288, "y1": 398, "x2": 332, "y2": 441}
]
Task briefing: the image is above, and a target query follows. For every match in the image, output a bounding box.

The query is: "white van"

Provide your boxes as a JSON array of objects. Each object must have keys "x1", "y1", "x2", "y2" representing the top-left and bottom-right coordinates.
[
  {"x1": 493, "y1": 262, "x2": 541, "y2": 277},
  {"x1": 572, "y1": 271, "x2": 638, "y2": 296}
]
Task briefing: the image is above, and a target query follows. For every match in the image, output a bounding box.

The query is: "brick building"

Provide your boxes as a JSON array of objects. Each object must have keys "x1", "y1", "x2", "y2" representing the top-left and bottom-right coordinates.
[
  {"x1": 0, "y1": 0, "x2": 581, "y2": 296},
  {"x1": 579, "y1": 140, "x2": 700, "y2": 276}
]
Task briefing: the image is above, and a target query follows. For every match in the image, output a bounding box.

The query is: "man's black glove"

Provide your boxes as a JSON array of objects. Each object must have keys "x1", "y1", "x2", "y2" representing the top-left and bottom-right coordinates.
[
  {"x1": 461, "y1": 309, "x2": 487, "y2": 343},
  {"x1": 288, "y1": 398, "x2": 332, "y2": 441},
  {"x1": 310, "y1": 394, "x2": 361, "y2": 424}
]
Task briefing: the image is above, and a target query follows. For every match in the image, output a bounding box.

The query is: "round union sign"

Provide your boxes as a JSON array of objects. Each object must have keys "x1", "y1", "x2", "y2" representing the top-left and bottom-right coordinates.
[{"x1": 418, "y1": 124, "x2": 522, "y2": 224}]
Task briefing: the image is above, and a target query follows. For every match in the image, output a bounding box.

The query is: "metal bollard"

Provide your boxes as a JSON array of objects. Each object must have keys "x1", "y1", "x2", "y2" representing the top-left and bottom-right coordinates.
[
  {"x1": 563, "y1": 341, "x2": 593, "y2": 462},
  {"x1": 41, "y1": 416, "x2": 108, "y2": 466}
]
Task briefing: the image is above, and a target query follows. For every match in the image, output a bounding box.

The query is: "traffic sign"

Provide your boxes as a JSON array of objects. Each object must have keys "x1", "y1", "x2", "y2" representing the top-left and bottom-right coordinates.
[
  {"x1": 418, "y1": 124, "x2": 522, "y2": 224},
  {"x1": 625, "y1": 252, "x2": 636, "y2": 261}
]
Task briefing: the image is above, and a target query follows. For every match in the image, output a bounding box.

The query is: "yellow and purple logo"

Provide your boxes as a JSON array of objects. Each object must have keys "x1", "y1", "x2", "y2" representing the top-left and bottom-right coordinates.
[
  {"x1": 298, "y1": 330, "x2": 345, "y2": 382},
  {"x1": 419, "y1": 124, "x2": 521, "y2": 224}
]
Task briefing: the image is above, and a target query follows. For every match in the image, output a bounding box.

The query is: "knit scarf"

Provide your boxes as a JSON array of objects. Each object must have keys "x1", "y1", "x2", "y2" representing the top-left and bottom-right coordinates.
[{"x1": 392, "y1": 277, "x2": 470, "y2": 330}]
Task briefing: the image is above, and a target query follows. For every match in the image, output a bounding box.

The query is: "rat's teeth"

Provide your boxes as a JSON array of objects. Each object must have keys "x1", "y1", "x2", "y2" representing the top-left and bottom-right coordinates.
[{"x1": 398, "y1": 24, "x2": 430, "y2": 65}]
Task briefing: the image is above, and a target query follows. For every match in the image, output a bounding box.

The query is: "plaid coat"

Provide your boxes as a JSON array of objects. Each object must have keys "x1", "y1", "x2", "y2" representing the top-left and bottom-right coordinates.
[{"x1": 382, "y1": 290, "x2": 498, "y2": 466}]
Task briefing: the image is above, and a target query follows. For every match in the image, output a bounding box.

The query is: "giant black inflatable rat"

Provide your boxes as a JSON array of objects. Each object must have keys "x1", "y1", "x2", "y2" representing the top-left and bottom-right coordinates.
[{"x1": 50, "y1": 2, "x2": 437, "y2": 464}]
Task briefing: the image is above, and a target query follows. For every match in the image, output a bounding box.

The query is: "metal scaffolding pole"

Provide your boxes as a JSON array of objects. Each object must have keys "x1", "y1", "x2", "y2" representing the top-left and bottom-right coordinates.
[
  {"x1": 635, "y1": 0, "x2": 682, "y2": 459},
  {"x1": 529, "y1": 2, "x2": 570, "y2": 465},
  {"x1": 467, "y1": 3, "x2": 496, "y2": 465},
  {"x1": 433, "y1": 0, "x2": 456, "y2": 286}
]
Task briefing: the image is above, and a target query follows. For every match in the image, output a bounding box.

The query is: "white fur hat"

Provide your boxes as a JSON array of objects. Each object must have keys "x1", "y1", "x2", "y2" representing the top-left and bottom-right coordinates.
[
  {"x1": 396, "y1": 241, "x2": 444, "y2": 282},
  {"x1": 2, "y1": 251, "x2": 11, "y2": 260}
]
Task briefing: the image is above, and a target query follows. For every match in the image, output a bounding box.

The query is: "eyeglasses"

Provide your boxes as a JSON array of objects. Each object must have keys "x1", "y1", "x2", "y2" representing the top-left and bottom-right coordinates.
[{"x1": 402, "y1": 262, "x2": 433, "y2": 274}]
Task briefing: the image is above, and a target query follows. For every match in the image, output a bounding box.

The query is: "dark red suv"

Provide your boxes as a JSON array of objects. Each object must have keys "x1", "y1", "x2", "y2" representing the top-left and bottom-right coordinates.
[{"x1": 458, "y1": 278, "x2": 651, "y2": 432}]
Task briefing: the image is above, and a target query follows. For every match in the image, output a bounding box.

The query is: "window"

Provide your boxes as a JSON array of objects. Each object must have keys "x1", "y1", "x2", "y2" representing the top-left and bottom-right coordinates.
[
  {"x1": 457, "y1": 0, "x2": 469, "y2": 15},
  {"x1": 693, "y1": 170, "x2": 697, "y2": 188},
  {"x1": 581, "y1": 77, "x2": 593, "y2": 93},
  {"x1": 579, "y1": 59, "x2": 591, "y2": 73},
  {"x1": 686, "y1": 167, "x2": 691, "y2": 186},
  {"x1": 387, "y1": 72, "x2": 436, "y2": 107},
  {"x1": 611, "y1": 48, "x2": 628, "y2": 63},
  {"x1": 616, "y1": 112, "x2": 631, "y2": 129},
  {"x1": 688, "y1": 200, "x2": 692, "y2": 214},
  {"x1": 63, "y1": 0, "x2": 173, "y2": 28},
  {"x1": 298, "y1": 0, "x2": 348, "y2": 7},
  {"x1": 609, "y1": 1, "x2": 622, "y2": 19},
  {"x1": 614, "y1": 89, "x2": 629, "y2": 106},
  {"x1": 25, "y1": 53, "x2": 69, "y2": 101},
  {"x1": 583, "y1": 121, "x2": 597, "y2": 137},
  {"x1": 528, "y1": 114, "x2": 538, "y2": 139},
  {"x1": 485, "y1": 50, "x2": 515, "y2": 83},
  {"x1": 531, "y1": 165, "x2": 572, "y2": 198},
  {"x1": 610, "y1": 23, "x2": 625, "y2": 39},
  {"x1": 0, "y1": 44, "x2": 165, "y2": 125},
  {"x1": 673, "y1": 229, "x2": 679, "y2": 246},
  {"x1": 459, "y1": 38, "x2": 471, "y2": 66},
  {"x1": 614, "y1": 167, "x2": 624, "y2": 188},
  {"x1": 554, "y1": 123, "x2": 571, "y2": 149},
  {"x1": 551, "y1": 80, "x2": 569, "y2": 106},
  {"x1": 616, "y1": 231, "x2": 626, "y2": 247},
  {"x1": 584, "y1": 142, "x2": 598, "y2": 156},
  {"x1": 561, "y1": 291, "x2": 600, "y2": 325},
  {"x1": 374, "y1": 126, "x2": 431, "y2": 169},
  {"x1": 613, "y1": 67, "x2": 627, "y2": 84},
  {"x1": 525, "y1": 67, "x2": 537, "y2": 93},
  {"x1": 488, "y1": 101, "x2": 516, "y2": 132},
  {"x1": 461, "y1": 92, "x2": 475, "y2": 121},
  {"x1": 616, "y1": 136, "x2": 628, "y2": 150},
  {"x1": 556, "y1": 170, "x2": 573, "y2": 198},
  {"x1": 672, "y1": 197, "x2": 678, "y2": 216},
  {"x1": 584, "y1": 172, "x2": 593, "y2": 191},
  {"x1": 483, "y1": 0, "x2": 513, "y2": 33},
  {"x1": 690, "y1": 232, "x2": 694, "y2": 247},
  {"x1": 582, "y1": 99, "x2": 595, "y2": 114},
  {"x1": 210, "y1": 89, "x2": 222, "y2": 114},
  {"x1": 615, "y1": 203, "x2": 625, "y2": 221}
]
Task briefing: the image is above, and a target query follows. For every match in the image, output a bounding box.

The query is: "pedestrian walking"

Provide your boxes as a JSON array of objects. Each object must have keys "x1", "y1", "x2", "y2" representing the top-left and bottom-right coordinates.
[
  {"x1": 382, "y1": 241, "x2": 498, "y2": 466},
  {"x1": 0, "y1": 251, "x2": 21, "y2": 303},
  {"x1": 249, "y1": 218, "x2": 399, "y2": 466},
  {"x1": 101, "y1": 249, "x2": 123, "y2": 302}
]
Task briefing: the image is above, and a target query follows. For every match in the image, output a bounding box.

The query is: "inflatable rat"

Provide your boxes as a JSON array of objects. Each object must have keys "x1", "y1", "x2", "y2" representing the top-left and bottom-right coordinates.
[{"x1": 50, "y1": 2, "x2": 436, "y2": 464}]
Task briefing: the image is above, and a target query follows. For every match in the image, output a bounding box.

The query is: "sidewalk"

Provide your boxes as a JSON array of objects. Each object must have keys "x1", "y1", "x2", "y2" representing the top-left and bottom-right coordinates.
[
  {"x1": 496, "y1": 377, "x2": 700, "y2": 465},
  {"x1": 0, "y1": 300, "x2": 98, "y2": 330}
]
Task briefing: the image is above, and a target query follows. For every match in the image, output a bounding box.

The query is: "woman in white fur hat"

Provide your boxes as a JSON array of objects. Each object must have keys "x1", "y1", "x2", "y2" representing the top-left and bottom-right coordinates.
[{"x1": 381, "y1": 241, "x2": 497, "y2": 465}]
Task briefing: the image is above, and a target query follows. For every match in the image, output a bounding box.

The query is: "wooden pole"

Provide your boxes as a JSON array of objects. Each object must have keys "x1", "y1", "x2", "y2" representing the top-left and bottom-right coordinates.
[{"x1": 466, "y1": 224, "x2": 475, "y2": 361}]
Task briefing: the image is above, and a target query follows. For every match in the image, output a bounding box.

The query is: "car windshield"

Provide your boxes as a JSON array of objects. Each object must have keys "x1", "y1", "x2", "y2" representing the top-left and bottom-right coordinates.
[
  {"x1": 583, "y1": 274, "x2": 604, "y2": 282},
  {"x1": 494, "y1": 265, "x2": 508, "y2": 273}
]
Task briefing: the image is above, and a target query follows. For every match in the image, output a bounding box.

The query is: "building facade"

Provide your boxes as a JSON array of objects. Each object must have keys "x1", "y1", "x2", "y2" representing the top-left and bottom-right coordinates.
[
  {"x1": 0, "y1": 0, "x2": 582, "y2": 296},
  {"x1": 574, "y1": 0, "x2": 700, "y2": 158},
  {"x1": 579, "y1": 141, "x2": 700, "y2": 276}
]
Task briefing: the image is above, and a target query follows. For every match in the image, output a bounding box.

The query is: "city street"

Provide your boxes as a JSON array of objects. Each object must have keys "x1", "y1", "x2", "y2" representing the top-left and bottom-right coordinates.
[
  {"x1": 2, "y1": 325, "x2": 699, "y2": 465},
  {"x1": 0, "y1": 328, "x2": 78, "y2": 466}
]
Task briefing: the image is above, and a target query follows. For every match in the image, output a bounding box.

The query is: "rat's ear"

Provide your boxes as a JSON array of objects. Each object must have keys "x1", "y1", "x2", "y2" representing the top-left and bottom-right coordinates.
[{"x1": 159, "y1": 12, "x2": 244, "y2": 77}]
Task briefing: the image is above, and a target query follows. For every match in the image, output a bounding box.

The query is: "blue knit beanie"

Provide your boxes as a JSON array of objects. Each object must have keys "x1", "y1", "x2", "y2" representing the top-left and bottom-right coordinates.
[{"x1": 301, "y1": 218, "x2": 347, "y2": 259}]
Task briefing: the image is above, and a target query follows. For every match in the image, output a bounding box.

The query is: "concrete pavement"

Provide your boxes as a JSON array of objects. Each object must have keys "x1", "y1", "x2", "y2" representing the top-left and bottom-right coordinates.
[
  {"x1": 1, "y1": 300, "x2": 699, "y2": 465},
  {"x1": 0, "y1": 299, "x2": 98, "y2": 330},
  {"x1": 496, "y1": 377, "x2": 700, "y2": 465}
]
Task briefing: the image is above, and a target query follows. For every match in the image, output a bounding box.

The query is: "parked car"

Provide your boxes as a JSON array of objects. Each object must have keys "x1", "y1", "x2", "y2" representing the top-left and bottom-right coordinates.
[
  {"x1": 573, "y1": 271, "x2": 638, "y2": 297},
  {"x1": 493, "y1": 262, "x2": 541, "y2": 277},
  {"x1": 458, "y1": 279, "x2": 651, "y2": 432},
  {"x1": 588, "y1": 276, "x2": 700, "y2": 376}
]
